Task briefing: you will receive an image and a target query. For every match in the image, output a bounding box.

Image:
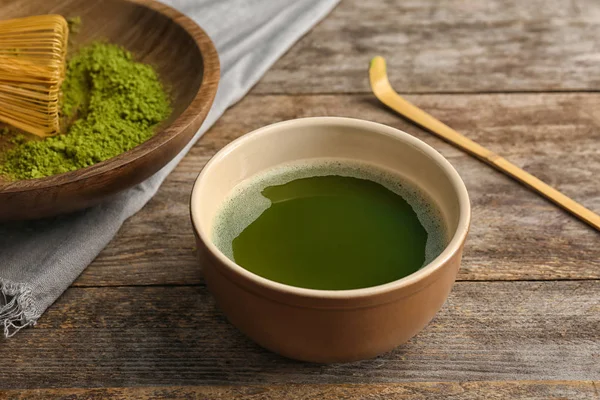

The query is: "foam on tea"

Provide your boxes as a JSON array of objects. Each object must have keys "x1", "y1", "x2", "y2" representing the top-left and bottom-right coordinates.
[{"x1": 212, "y1": 159, "x2": 448, "y2": 290}]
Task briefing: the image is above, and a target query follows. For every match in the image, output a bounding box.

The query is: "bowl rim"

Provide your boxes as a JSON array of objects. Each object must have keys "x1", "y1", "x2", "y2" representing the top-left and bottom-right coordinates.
[
  {"x1": 0, "y1": 0, "x2": 220, "y2": 193},
  {"x1": 191, "y1": 117, "x2": 471, "y2": 300}
]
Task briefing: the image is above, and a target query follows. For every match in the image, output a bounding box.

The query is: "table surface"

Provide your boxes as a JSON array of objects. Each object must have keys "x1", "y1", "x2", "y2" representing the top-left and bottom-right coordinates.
[{"x1": 2, "y1": 0, "x2": 600, "y2": 398}]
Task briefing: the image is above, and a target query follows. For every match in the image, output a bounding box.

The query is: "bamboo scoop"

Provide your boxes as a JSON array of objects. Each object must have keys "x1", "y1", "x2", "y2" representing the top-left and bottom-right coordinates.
[
  {"x1": 0, "y1": 15, "x2": 69, "y2": 137},
  {"x1": 369, "y1": 56, "x2": 600, "y2": 232}
]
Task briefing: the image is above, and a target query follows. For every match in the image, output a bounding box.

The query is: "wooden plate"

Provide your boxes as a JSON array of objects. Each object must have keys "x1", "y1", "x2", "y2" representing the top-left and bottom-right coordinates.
[{"x1": 0, "y1": 0, "x2": 219, "y2": 220}]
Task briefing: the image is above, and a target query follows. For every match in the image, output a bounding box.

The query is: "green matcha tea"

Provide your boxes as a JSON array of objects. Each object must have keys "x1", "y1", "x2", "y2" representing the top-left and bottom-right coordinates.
[{"x1": 212, "y1": 160, "x2": 447, "y2": 290}]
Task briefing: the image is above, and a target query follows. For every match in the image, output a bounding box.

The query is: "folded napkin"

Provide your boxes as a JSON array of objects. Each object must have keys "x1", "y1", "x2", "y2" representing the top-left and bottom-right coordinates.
[{"x1": 0, "y1": 0, "x2": 339, "y2": 337}]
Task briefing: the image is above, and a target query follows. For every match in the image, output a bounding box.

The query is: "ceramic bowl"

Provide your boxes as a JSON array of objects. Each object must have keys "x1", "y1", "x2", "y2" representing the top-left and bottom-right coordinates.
[
  {"x1": 190, "y1": 117, "x2": 470, "y2": 363},
  {"x1": 0, "y1": 0, "x2": 219, "y2": 220}
]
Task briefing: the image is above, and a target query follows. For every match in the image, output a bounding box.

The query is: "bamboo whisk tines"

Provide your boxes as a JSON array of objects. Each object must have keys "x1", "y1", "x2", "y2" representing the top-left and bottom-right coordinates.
[{"x1": 0, "y1": 15, "x2": 69, "y2": 137}]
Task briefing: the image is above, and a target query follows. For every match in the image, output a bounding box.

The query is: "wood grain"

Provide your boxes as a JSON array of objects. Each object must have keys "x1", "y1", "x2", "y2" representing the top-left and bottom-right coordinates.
[
  {"x1": 0, "y1": 281, "x2": 598, "y2": 388},
  {"x1": 2, "y1": 381, "x2": 599, "y2": 399},
  {"x1": 2, "y1": 0, "x2": 598, "y2": 395},
  {"x1": 0, "y1": 0, "x2": 220, "y2": 220},
  {"x1": 73, "y1": 92, "x2": 600, "y2": 287},
  {"x1": 369, "y1": 56, "x2": 600, "y2": 231},
  {"x1": 252, "y1": 0, "x2": 600, "y2": 94}
]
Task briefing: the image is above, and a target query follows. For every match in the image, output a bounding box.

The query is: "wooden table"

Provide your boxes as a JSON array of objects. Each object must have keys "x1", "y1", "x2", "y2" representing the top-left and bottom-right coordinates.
[{"x1": 2, "y1": 0, "x2": 599, "y2": 398}]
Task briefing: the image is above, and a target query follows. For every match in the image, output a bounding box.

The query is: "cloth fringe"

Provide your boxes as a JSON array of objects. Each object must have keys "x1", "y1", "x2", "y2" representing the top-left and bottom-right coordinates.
[{"x1": 0, "y1": 279, "x2": 38, "y2": 337}]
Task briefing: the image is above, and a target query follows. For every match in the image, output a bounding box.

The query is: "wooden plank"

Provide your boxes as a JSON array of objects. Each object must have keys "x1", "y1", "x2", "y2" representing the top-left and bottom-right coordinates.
[
  {"x1": 2, "y1": 381, "x2": 598, "y2": 399},
  {"x1": 75, "y1": 93, "x2": 600, "y2": 287},
  {"x1": 0, "y1": 281, "x2": 599, "y2": 388},
  {"x1": 252, "y1": 0, "x2": 600, "y2": 94}
]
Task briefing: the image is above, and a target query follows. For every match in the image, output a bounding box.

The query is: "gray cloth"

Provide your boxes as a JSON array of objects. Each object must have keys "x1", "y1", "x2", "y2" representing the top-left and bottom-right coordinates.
[{"x1": 0, "y1": 0, "x2": 339, "y2": 337}]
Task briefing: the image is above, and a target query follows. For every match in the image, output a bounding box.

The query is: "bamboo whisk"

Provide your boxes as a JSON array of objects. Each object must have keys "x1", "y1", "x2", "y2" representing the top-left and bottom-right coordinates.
[{"x1": 0, "y1": 15, "x2": 68, "y2": 137}]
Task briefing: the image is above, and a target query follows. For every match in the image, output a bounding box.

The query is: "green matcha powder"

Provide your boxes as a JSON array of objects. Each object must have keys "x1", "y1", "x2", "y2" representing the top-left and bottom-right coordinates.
[{"x1": 0, "y1": 42, "x2": 171, "y2": 180}]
